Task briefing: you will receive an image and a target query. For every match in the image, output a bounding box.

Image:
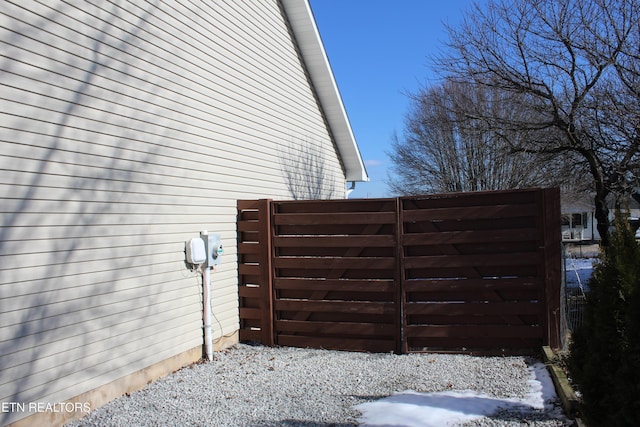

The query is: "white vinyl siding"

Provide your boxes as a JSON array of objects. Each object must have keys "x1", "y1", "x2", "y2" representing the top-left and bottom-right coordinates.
[{"x1": 0, "y1": 0, "x2": 345, "y2": 424}]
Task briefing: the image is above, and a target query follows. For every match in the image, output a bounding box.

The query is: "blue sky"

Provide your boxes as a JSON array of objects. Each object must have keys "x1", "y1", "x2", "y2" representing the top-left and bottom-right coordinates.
[{"x1": 308, "y1": 1, "x2": 481, "y2": 198}]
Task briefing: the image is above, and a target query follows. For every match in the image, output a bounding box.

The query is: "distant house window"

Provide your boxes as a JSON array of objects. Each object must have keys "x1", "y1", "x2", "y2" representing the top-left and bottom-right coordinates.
[
  {"x1": 572, "y1": 213, "x2": 583, "y2": 227},
  {"x1": 562, "y1": 213, "x2": 587, "y2": 228}
]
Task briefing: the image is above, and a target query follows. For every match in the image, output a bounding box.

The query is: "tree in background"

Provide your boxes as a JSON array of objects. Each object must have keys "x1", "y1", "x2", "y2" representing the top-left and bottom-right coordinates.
[
  {"x1": 432, "y1": 0, "x2": 640, "y2": 246},
  {"x1": 388, "y1": 80, "x2": 569, "y2": 195}
]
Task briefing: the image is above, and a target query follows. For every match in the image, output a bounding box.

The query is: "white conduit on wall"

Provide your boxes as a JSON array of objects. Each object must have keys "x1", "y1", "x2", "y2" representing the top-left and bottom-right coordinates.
[{"x1": 201, "y1": 230, "x2": 214, "y2": 362}]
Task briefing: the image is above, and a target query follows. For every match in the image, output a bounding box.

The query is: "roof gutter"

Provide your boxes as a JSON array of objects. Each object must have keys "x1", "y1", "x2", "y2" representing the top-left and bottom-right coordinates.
[{"x1": 280, "y1": 0, "x2": 369, "y2": 183}]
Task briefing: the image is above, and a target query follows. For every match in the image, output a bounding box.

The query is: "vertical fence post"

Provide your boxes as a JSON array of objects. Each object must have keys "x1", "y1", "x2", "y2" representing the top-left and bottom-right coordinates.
[
  {"x1": 395, "y1": 197, "x2": 406, "y2": 354},
  {"x1": 542, "y1": 188, "x2": 562, "y2": 349},
  {"x1": 237, "y1": 199, "x2": 274, "y2": 346},
  {"x1": 258, "y1": 199, "x2": 275, "y2": 346}
]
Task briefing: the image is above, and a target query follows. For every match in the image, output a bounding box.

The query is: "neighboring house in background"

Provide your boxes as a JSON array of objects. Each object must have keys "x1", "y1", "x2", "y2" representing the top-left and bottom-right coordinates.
[
  {"x1": 561, "y1": 195, "x2": 640, "y2": 242},
  {"x1": 0, "y1": 1, "x2": 367, "y2": 426},
  {"x1": 561, "y1": 198, "x2": 597, "y2": 242}
]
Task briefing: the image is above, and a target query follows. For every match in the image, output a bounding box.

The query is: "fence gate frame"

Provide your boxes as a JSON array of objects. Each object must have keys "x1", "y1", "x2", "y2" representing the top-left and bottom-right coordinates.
[{"x1": 237, "y1": 188, "x2": 561, "y2": 354}]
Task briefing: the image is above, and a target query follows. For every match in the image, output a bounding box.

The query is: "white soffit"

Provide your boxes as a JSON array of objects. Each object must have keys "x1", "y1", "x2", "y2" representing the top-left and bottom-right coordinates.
[{"x1": 281, "y1": 0, "x2": 369, "y2": 182}]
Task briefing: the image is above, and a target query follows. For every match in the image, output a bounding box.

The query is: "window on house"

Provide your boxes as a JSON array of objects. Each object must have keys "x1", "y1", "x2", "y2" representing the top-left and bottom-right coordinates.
[
  {"x1": 572, "y1": 213, "x2": 583, "y2": 227},
  {"x1": 562, "y1": 213, "x2": 587, "y2": 228}
]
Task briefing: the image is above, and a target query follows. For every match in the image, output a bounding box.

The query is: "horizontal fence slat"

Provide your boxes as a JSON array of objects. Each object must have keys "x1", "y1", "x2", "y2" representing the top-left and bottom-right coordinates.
[
  {"x1": 273, "y1": 212, "x2": 396, "y2": 225},
  {"x1": 239, "y1": 329, "x2": 263, "y2": 341},
  {"x1": 276, "y1": 335, "x2": 396, "y2": 353},
  {"x1": 404, "y1": 324, "x2": 543, "y2": 339},
  {"x1": 278, "y1": 290, "x2": 394, "y2": 302},
  {"x1": 274, "y1": 278, "x2": 396, "y2": 292},
  {"x1": 238, "y1": 286, "x2": 262, "y2": 298},
  {"x1": 277, "y1": 269, "x2": 396, "y2": 280},
  {"x1": 273, "y1": 235, "x2": 395, "y2": 248},
  {"x1": 406, "y1": 337, "x2": 541, "y2": 353},
  {"x1": 402, "y1": 203, "x2": 537, "y2": 222},
  {"x1": 403, "y1": 277, "x2": 541, "y2": 292},
  {"x1": 274, "y1": 257, "x2": 396, "y2": 270},
  {"x1": 237, "y1": 242, "x2": 261, "y2": 254},
  {"x1": 405, "y1": 268, "x2": 539, "y2": 281},
  {"x1": 403, "y1": 217, "x2": 536, "y2": 234},
  {"x1": 238, "y1": 264, "x2": 261, "y2": 276},
  {"x1": 404, "y1": 301, "x2": 540, "y2": 316},
  {"x1": 275, "y1": 300, "x2": 395, "y2": 315},
  {"x1": 403, "y1": 252, "x2": 539, "y2": 269},
  {"x1": 275, "y1": 320, "x2": 395, "y2": 336},
  {"x1": 405, "y1": 315, "x2": 540, "y2": 326},
  {"x1": 406, "y1": 291, "x2": 539, "y2": 303},
  {"x1": 238, "y1": 307, "x2": 262, "y2": 320},
  {"x1": 236, "y1": 221, "x2": 261, "y2": 232},
  {"x1": 273, "y1": 199, "x2": 397, "y2": 214},
  {"x1": 401, "y1": 189, "x2": 537, "y2": 209},
  {"x1": 403, "y1": 229, "x2": 539, "y2": 246}
]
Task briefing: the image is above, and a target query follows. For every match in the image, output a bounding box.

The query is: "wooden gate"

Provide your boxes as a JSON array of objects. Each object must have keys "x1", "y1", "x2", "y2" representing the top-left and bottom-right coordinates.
[{"x1": 237, "y1": 188, "x2": 561, "y2": 354}]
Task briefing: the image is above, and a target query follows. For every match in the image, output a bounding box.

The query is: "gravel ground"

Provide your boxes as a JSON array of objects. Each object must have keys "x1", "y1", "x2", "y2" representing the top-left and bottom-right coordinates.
[{"x1": 66, "y1": 344, "x2": 572, "y2": 427}]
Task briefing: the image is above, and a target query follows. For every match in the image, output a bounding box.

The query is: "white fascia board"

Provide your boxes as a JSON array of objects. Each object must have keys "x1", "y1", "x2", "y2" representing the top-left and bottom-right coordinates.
[{"x1": 281, "y1": 0, "x2": 369, "y2": 182}]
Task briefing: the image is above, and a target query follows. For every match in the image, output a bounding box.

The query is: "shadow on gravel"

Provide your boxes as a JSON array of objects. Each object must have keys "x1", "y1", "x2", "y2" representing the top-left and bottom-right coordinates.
[{"x1": 482, "y1": 406, "x2": 567, "y2": 424}]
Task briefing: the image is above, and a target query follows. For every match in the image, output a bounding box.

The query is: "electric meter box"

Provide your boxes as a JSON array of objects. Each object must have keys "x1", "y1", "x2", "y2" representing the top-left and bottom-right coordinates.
[
  {"x1": 202, "y1": 233, "x2": 223, "y2": 268},
  {"x1": 186, "y1": 237, "x2": 206, "y2": 265}
]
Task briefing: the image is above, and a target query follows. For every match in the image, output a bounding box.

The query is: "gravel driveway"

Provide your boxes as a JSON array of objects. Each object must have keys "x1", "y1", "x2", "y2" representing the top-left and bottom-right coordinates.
[{"x1": 66, "y1": 344, "x2": 573, "y2": 427}]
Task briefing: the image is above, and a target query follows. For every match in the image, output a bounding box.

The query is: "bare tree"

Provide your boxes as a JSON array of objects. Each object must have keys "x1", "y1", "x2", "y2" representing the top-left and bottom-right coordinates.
[
  {"x1": 388, "y1": 79, "x2": 564, "y2": 194},
  {"x1": 435, "y1": 0, "x2": 640, "y2": 246},
  {"x1": 279, "y1": 138, "x2": 337, "y2": 200}
]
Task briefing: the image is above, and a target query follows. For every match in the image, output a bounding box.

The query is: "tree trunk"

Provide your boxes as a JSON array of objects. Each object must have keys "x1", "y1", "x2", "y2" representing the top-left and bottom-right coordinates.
[
  {"x1": 594, "y1": 191, "x2": 610, "y2": 248},
  {"x1": 582, "y1": 148, "x2": 610, "y2": 247}
]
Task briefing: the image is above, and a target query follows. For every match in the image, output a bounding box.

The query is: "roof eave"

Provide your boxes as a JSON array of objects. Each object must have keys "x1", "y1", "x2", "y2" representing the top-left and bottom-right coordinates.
[{"x1": 280, "y1": 0, "x2": 369, "y2": 182}]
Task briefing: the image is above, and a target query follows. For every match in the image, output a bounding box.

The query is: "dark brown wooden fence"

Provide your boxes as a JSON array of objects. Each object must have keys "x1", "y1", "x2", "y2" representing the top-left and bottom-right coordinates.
[{"x1": 237, "y1": 188, "x2": 561, "y2": 354}]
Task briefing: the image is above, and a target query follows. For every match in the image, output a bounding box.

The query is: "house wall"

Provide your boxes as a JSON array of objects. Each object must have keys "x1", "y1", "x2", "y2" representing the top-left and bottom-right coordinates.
[{"x1": 0, "y1": 1, "x2": 346, "y2": 425}]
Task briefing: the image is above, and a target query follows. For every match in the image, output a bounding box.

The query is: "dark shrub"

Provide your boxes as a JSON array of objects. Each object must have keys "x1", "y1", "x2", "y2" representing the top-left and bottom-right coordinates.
[{"x1": 569, "y1": 211, "x2": 640, "y2": 426}]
